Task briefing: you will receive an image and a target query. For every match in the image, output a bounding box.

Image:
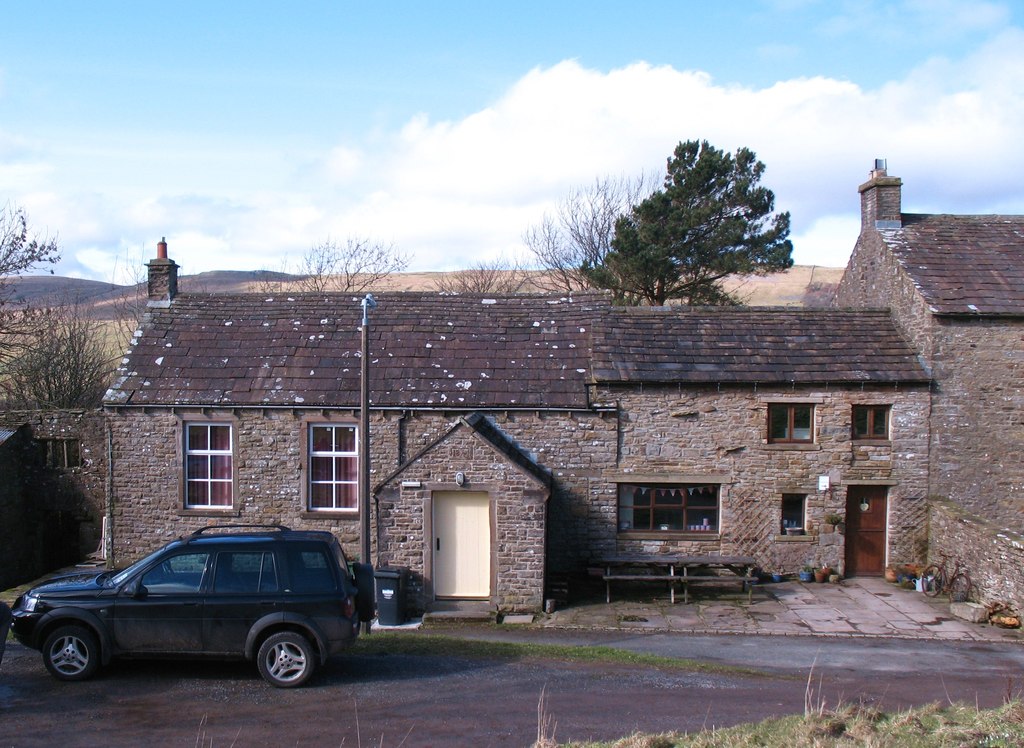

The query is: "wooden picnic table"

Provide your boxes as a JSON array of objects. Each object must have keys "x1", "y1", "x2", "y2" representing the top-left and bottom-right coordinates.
[{"x1": 599, "y1": 554, "x2": 757, "y2": 604}]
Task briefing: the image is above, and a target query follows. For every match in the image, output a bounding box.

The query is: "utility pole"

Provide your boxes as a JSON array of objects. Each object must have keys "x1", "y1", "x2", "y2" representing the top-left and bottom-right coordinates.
[{"x1": 359, "y1": 294, "x2": 376, "y2": 635}]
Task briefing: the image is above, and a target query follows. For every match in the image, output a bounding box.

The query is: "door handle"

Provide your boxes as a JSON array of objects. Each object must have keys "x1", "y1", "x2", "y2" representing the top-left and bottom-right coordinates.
[{"x1": 436, "y1": 538, "x2": 440, "y2": 552}]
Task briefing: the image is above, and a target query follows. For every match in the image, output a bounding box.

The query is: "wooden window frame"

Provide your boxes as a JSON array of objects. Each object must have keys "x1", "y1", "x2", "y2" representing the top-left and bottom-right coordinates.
[
  {"x1": 616, "y1": 483, "x2": 720, "y2": 534},
  {"x1": 768, "y1": 403, "x2": 815, "y2": 444},
  {"x1": 852, "y1": 405, "x2": 890, "y2": 440}
]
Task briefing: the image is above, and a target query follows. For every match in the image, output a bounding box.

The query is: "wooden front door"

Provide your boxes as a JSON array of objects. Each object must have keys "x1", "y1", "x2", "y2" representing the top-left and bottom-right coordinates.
[
  {"x1": 432, "y1": 491, "x2": 491, "y2": 598},
  {"x1": 844, "y1": 485, "x2": 888, "y2": 576}
]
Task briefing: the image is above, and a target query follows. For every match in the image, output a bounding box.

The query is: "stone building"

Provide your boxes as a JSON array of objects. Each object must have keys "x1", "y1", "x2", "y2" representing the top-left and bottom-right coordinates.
[
  {"x1": 835, "y1": 162, "x2": 1024, "y2": 607},
  {"x1": 104, "y1": 249, "x2": 929, "y2": 614}
]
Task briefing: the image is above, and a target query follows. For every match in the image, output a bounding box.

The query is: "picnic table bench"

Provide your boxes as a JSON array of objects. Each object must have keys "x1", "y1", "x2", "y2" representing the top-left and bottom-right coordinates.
[{"x1": 599, "y1": 554, "x2": 757, "y2": 604}]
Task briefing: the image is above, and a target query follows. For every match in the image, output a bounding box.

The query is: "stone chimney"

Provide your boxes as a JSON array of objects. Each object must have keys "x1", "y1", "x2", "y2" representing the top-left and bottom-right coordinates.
[
  {"x1": 858, "y1": 158, "x2": 902, "y2": 231},
  {"x1": 147, "y1": 236, "x2": 179, "y2": 305}
]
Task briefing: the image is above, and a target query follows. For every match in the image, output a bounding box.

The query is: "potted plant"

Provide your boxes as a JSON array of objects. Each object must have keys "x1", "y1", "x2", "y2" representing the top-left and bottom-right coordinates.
[
  {"x1": 771, "y1": 572, "x2": 784, "y2": 583},
  {"x1": 823, "y1": 512, "x2": 845, "y2": 531},
  {"x1": 814, "y1": 565, "x2": 831, "y2": 583},
  {"x1": 799, "y1": 565, "x2": 815, "y2": 583}
]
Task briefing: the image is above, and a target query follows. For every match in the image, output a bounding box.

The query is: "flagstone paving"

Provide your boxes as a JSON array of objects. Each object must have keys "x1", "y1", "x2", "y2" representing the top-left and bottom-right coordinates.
[{"x1": 540, "y1": 577, "x2": 1023, "y2": 642}]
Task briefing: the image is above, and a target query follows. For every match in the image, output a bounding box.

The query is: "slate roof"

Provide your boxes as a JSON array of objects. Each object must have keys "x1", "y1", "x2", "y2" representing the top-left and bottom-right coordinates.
[
  {"x1": 106, "y1": 292, "x2": 603, "y2": 409},
  {"x1": 106, "y1": 291, "x2": 928, "y2": 410},
  {"x1": 591, "y1": 307, "x2": 928, "y2": 385},
  {"x1": 881, "y1": 214, "x2": 1024, "y2": 316}
]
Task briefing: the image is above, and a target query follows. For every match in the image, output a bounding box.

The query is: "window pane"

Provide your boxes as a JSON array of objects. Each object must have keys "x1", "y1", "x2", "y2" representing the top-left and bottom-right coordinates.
[
  {"x1": 792, "y1": 406, "x2": 812, "y2": 440},
  {"x1": 335, "y1": 482, "x2": 357, "y2": 509},
  {"x1": 260, "y1": 553, "x2": 279, "y2": 592},
  {"x1": 653, "y1": 508, "x2": 683, "y2": 530},
  {"x1": 311, "y1": 426, "x2": 333, "y2": 452},
  {"x1": 187, "y1": 481, "x2": 209, "y2": 505},
  {"x1": 632, "y1": 508, "x2": 651, "y2": 530},
  {"x1": 853, "y1": 407, "x2": 869, "y2": 437},
  {"x1": 210, "y1": 481, "x2": 232, "y2": 505},
  {"x1": 335, "y1": 456, "x2": 357, "y2": 482},
  {"x1": 290, "y1": 549, "x2": 334, "y2": 593},
  {"x1": 311, "y1": 455, "x2": 332, "y2": 481},
  {"x1": 209, "y1": 425, "x2": 231, "y2": 451},
  {"x1": 781, "y1": 494, "x2": 805, "y2": 531},
  {"x1": 188, "y1": 425, "x2": 208, "y2": 450},
  {"x1": 210, "y1": 455, "x2": 232, "y2": 480},
  {"x1": 769, "y1": 405, "x2": 789, "y2": 440},
  {"x1": 871, "y1": 406, "x2": 889, "y2": 437},
  {"x1": 333, "y1": 426, "x2": 356, "y2": 453},
  {"x1": 310, "y1": 483, "x2": 332, "y2": 508}
]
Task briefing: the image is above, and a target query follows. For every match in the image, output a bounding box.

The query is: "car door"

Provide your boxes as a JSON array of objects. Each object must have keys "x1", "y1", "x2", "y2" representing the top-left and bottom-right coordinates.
[
  {"x1": 112, "y1": 551, "x2": 210, "y2": 653},
  {"x1": 202, "y1": 550, "x2": 281, "y2": 654}
]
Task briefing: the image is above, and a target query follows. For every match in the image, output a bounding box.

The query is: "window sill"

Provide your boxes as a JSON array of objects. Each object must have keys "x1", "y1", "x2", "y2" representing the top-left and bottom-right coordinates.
[
  {"x1": 177, "y1": 508, "x2": 240, "y2": 518},
  {"x1": 618, "y1": 531, "x2": 720, "y2": 540},
  {"x1": 301, "y1": 510, "x2": 359, "y2": 521},
  {"x1": 762, "y1": 443, "x2": 820, "y2": 451},
  {"x1": 774, "y1": 533, "x2": 816, "y2": 542},
  {"x1": 851, "y1": 439, "x2": 891, "y2": 447}
]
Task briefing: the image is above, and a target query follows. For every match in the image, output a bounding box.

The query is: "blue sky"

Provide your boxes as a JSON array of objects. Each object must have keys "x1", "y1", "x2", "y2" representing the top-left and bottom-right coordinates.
[{"x1": 2, "y1": 1, "x2": 1023, "y2": 281}]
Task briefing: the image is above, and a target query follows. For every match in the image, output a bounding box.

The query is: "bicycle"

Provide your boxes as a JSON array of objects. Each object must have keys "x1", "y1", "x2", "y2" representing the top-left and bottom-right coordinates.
[{"x1": 920, "y1": 554, "x2": 973, "y2": 602}]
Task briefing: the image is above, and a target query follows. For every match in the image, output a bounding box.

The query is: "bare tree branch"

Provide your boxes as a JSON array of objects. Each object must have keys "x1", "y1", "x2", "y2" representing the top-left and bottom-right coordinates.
[
  {"x1": 0, "y1": 203, "x2": 61, "y2": 364},
  {"x1": 296, "y1": 237, "x2": 410, "y2": 294},
  {"x1": 0, "y1": 296, "x2": 116, "y2": 409},
  {"x1": 524, "y1": 173, "x2": 656, "y2": 294},
  {"x1": 431, "y1": 256, "x2": 531, "y2": 294}
]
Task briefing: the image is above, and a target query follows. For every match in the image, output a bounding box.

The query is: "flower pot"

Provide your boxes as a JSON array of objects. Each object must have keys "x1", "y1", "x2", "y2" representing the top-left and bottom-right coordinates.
[
  {"x1": 813, "y1": 568, "x2": 830, "y2": 583},
  {"x1": 771, "y1": 573, "x2": 784, "y2": 583},
  {"x1": 799, "y1": 571, "x2": 815, "y2": 583},
  {"x1": 884, "y1": 566, "x2": 898, "y2": 583}
]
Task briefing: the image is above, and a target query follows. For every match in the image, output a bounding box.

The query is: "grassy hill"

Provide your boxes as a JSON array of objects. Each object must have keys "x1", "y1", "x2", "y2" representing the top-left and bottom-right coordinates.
[{"x1": 5, "y1": 265, "x2": 845, "y2": 319}]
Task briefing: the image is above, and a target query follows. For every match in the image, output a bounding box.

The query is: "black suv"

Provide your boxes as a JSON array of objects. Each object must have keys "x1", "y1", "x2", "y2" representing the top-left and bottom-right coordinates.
[{"x1": 11, "y1": 525, "x2": 374, "y2": 687}]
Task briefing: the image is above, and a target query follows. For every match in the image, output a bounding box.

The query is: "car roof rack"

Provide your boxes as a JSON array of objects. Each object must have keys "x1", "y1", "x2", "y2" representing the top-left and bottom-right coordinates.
[{"x1": 185, "y1": 524, "x2": 292, "y2": 540}]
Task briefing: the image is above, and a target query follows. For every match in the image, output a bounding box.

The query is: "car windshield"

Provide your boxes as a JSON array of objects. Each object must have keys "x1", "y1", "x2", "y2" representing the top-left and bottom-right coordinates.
[{"x1": 109, "y1": 546, "x2": 172, "y2": 587}]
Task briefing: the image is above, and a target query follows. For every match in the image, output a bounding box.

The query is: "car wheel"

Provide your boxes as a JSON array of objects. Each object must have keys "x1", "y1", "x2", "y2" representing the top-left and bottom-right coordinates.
[
  {"x1": 257, "y1": 631, "x2": 316, "y2": 688},
  {"x1": 42, "y1": 625, "x2": 100, "y2": 681}
]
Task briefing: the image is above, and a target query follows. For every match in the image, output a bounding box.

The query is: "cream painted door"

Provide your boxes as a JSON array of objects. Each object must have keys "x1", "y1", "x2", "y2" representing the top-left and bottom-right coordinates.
[{"x1": 433, "y1": 491, "x2": 490, "y2": 598}]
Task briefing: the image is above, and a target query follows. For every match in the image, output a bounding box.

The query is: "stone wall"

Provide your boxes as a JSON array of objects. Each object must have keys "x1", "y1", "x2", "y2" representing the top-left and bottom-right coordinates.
[
  {"x1": 0, "y1": 410, "x2": 106, "y2": 589},
  {"x1": 0, "y1": 427, "x2": 34, "y2": 590},
  {"x1": 929, "y1": 317, "x2": 1024, "y2": 521},
  {"x1": 929, "y1": 498, "x2": 1024, "y2": 613}
]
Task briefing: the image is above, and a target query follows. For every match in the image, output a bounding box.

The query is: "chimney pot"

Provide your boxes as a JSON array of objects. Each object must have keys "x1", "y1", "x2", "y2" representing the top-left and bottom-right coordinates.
[{"x1": 157, "y1": 237, "x2": 168, "y2": 259}]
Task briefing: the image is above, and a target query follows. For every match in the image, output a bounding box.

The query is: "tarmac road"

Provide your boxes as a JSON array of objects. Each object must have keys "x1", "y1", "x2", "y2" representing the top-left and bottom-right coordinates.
[{"x1": 2, "y1": 629, "x2": 1022, "y2": 747}]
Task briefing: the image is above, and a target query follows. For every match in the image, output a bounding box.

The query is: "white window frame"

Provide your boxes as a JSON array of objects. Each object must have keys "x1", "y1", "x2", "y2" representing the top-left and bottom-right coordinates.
[
  {"x1": 184, "y1": 422, "x2": 234, "y2": 508},
  {"x1": 307, "y1": 423, "x2": 358, "y2": 512}
]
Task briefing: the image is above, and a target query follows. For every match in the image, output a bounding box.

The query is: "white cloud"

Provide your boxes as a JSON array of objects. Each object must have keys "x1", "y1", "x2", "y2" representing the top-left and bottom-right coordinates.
[{"x1": 11, "y1": 27, "x2": 1024, "y2": 279}]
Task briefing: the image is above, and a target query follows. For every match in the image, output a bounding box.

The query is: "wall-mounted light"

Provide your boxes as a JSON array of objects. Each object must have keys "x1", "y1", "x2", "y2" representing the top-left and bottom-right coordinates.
[{"x1": 455, "y1": 471, "x2": 466, "y2": 487}]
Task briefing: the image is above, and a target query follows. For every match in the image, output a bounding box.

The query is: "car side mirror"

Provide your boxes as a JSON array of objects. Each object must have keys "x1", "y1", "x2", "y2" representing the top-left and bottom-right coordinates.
[{"x1": 133, "y1": 584, "x2": 149, "y2": 599}]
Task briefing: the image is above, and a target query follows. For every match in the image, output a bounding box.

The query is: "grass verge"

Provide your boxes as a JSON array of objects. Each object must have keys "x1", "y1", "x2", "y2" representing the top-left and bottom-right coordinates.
[
  {"x1": 351, "y1": 631, "x2": 771, "y2": 678},
  {"x1": 556, "y1": 701, "x2": 1024, "y2": 747}
]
